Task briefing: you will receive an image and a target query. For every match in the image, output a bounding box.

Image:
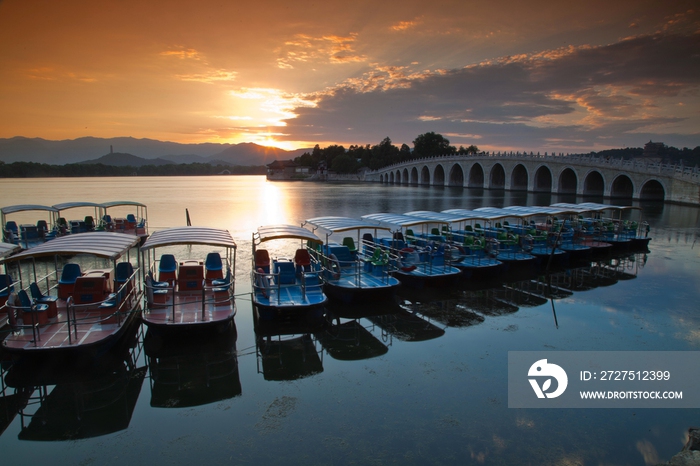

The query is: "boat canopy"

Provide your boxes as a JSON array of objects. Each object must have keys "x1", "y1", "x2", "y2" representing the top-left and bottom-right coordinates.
[
  {"x1": 501, "y1": 205, "x2": 578, "y2": 217},
  {"x1": 141, "y1": 226, "x2": 236, "y2": 251},
  {"x1": 0, "y1": 242, "x2": 21, "y2": 260},
  {"x1": 405, "y1": 210, "x2": 487, "y2": 223},
  {"x1": 101, "y1": 200, "x2": 147, "y2": 209},
  {"x1": 304, "y1": 216, "x2": 392, "y2": 233},
  {"x1": 52, "y1": 201, "x2": 103, "y2": 211},
  {"x1": 442, "y1": 208, "x2": 511, "y2": 221},
  {"x1": 575, "y1": 202, "x2": 640, "y2": 211},
  {"x1": 0, "y1": 204, "x2": 59, "y2": 216},
  {"x1": 2, "y1": 232, "x2": 140, "y2": 262},
  {"x1": 361, "y1": 212, "x2": 450, "y2": 228},
  {"x1": 255, "y1": 224, "x2": 323, "y2": 245}
]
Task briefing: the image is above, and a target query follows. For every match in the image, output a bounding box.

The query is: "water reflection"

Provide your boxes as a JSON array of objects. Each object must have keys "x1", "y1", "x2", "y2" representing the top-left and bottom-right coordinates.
[
  {"x1": 144, "y1": 325, "x2": 241, "y2": 407},
  {"x1": 254, "y1": 306, "x2": 326, "y2": 381},
  {"x1": 1, "y1": 323, "x2": 145, "y2": 441},
  {"x1": 315, "y1": 320, "x2": 389, "y2": 361}
]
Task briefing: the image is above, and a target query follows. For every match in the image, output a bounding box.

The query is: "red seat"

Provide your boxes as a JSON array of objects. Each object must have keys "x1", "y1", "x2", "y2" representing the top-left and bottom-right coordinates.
[
  {"x1": 294, "y1": 249, "x2": 311, "y2": 266},
  {"x1": 255, "y1": 249, "x2": 270, "y2": 273}
]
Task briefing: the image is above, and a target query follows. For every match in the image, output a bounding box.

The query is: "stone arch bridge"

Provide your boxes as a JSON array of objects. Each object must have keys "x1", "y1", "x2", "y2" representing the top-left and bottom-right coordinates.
[{"x1": 363, "y1": 153, "x2": 700, "y2": 205}]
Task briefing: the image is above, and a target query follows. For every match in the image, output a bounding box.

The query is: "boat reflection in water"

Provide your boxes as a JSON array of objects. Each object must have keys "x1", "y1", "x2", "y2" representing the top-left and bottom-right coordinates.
[
  {"x1": 254, "y1": 305, "x2": 325, "y2": 381},
  {"x1": 1, "y1": 322, "x2": 146, "y2": 441},
  {"x1": 144, "y1": 324, "x2": 241, "y2": 408},
  {"x1": 318, "y1": 300, "x2": 395, "y2": 361},
  {"x1": 395, "y1": 252, "x2": 646, "y2": 330}
]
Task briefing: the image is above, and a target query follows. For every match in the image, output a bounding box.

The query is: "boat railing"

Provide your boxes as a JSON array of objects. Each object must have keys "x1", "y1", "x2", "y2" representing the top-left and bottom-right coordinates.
[
  {"x1": 252, "y1": 265, "x2": 324, "y2": 305},
  {"x1": 144, "y1": 273, "x2": 234, "y2": 320},
  {"x1": 66, "y1": 279, "x2": 142, "y2": 343},
  {"x1": 355, "y1": 240, "x2": 397, "y2": 285},
  {"x1": 5, "y1": 295, "x2": 41, "y2": 344}
]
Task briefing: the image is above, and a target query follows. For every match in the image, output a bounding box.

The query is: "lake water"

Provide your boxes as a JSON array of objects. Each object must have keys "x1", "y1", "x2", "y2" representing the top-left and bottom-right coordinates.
[{"x1": 1, "y1": 176, "x2": 699, "y2": 465}]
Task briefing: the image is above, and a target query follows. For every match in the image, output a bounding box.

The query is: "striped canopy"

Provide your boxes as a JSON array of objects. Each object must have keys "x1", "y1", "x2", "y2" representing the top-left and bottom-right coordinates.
[
  {"x1": 141, "y1": 226, "x2": 236, "y2": 250},
  {"x1": 3, "y1": 232, "x2": 140, "y2": 261}
]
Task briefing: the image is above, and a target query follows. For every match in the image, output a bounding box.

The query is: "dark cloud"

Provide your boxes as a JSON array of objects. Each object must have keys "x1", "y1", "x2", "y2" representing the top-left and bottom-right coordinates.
[{"x1": 282, "y1": 32, "x2": 700, "y2": 150}]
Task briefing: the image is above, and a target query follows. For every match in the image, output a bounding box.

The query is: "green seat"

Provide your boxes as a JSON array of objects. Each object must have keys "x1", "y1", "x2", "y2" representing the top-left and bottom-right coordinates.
[
  {"x1": 342, "y1": 237, "x2": 357, "y2": 253},
  {"x1": 405, "y1": 229, "x2": 415, "y2": 244},
  {"x1": 370, "y1": 248, "x2": 388, "y2": 266}
]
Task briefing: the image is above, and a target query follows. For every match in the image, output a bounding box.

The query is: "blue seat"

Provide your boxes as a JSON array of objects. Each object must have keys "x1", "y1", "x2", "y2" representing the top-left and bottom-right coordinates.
[
  {"x1": 158, "y1": 254, "x2": 177, "y2": 283},
  {"x1": 115, "y1": 262, "x2": 134, "y2": 292},
  {"x1": 205, "y1": 252, "x2": 223, "y2": 280},
  {"x1": 30, "y1": 282, "x2": 58, "y2": 317},
  {"x1": 30, "y1": 282, "x2": 57, "y2": 304},
  {"x1": 274, "y1": 260, "x2": 296, "y2": 285},
  {"x1": 58, "y1": 263, "x2": 82, "y2": 299},
  {"x1": 328, "y1": 245, "x2": 353, "y2": 264},
  {"x1": 5, "y1": 221, "x2": 19, "y2": 243},
  {"x1": 0, "y1": 274, "x2": 14, "y2": 305},
  {"x1": 18, "y1": 289, "x2": 49, "y2": 323}
]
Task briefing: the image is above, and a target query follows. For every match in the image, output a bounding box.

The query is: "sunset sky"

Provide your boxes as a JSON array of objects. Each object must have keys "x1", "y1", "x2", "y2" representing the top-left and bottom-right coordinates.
[{"x1": 1, "y1": 0, "x2": 699, "y2": 153}]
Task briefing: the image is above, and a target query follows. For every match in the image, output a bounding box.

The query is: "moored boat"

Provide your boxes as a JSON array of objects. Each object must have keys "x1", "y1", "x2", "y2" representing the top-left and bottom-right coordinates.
[
  {"x1": 361, "y1": 212, "x2": 463, "y2": 287},
  {"x1": 251, "y1": 224, "x2": 328, "y2": 321},
  {"x1": 100, "y1": 201, "x2": 149, "y2": 243},
  {"x1": 0, "y1": 232, "x2": 142, "y2": 359},
  {"x1": 1, "y1": 205, "x2": 61, "y2": 249},
  {"x1": 302, "y1": 216, "x2": 401, "y2": 303},
  {"x1": 405, "y1": 210, "x2": 505, "y2": 279},
  {"x1": 443, "y1": 208, "x2": 541, "y2": 272},
  {"x1": 140, "y1": 226, "x2": 237, "y2": 335}
]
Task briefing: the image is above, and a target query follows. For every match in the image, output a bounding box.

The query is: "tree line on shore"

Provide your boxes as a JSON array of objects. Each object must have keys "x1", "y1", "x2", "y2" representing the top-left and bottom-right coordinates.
[
  {"x1": 295, "y1": 132, "x2": 700, "y2": 174},
  {"x1": 1, "y1": 131, "x2": 698, "y2": 178},
  {"x1": 295, "y1": 133, "x2": 480, "y2": 173},
  {"x1": 0, "y1": 161, "x2": 266, "y2": 178}
]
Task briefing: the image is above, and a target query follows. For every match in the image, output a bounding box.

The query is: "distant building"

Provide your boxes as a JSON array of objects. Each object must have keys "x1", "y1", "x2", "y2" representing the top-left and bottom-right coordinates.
[
  {"x1": 643, "y1": 140, "x2": 665, "y2": 162},
  {"x1": 266, "y1": 159, "x2": 310, "y2": 180}
]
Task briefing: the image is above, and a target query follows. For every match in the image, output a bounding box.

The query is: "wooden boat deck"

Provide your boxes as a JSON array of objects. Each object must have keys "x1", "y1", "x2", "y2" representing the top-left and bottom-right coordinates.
[
  {"x1": 143, "y1": 290, "x2": 235, "y2": 326},
  {"x1": 3, "y1": 298, "x2": 138, "y2": 352}
]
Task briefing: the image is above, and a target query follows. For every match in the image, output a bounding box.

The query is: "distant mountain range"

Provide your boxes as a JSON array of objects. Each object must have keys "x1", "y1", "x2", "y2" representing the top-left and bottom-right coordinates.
[{"x1": 0, "y1": 136, "x2": 310, "y2": 166}]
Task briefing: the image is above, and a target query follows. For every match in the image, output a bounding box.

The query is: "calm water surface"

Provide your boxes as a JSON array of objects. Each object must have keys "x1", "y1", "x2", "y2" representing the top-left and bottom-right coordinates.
[{"x1": 1, "y1": 176, "x2": 699, "y2": 465}]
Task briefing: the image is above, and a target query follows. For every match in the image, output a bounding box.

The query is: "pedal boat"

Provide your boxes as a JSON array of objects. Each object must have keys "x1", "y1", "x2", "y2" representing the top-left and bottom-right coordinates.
[
  {"x1": 1, "y1": 232, "x2": 142, "y2": 357},
  {"x1": 140, "y1": 226, "x2": 237, "y2": 335},
  {"x1": 302, "y1": 217, "x2": 401, "y2": 303},
  {"x1": 252, "y1": 224, "x2": 328, "y2": 321}
]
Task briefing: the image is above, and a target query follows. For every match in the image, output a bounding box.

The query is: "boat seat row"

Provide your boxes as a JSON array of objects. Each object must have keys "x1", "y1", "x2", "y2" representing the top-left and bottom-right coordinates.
[
  {"x1": 156, "y1": 252, "x2": 224, "y2": 290},
  {"x1": 255, "y1": 249, "x2": 313, "y2": 277}
]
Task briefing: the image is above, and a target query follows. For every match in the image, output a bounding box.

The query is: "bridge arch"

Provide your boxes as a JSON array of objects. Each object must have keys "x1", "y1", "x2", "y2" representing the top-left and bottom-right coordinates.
[
  {"x1": 490, "y1": 163, "x2": 505, "y2": 189},
  {"x1": 583, "y1": 170, "x2": 604, "y2": 196},
  {"x1": 434, "y1": 164, "x2": 446, "y2": 186},
  {"x1": 468, "y1": 163, "x2": 484, "y2": 188},
  {"x1": 420, "y1": 166, "x2": 430, "y2": 185},
  {"x1": 534, "y1": 165, "x2": 552, "y2": 192},
  {"x1": 448, "y1": 164, "x2": 464, "y2": 187},
  {"x1": 611, "y1": 174, "x2": 634, "y2": 198},
  {"x1": 410, "y1": 167, "x2": 419, "y2": 184},
  {"x1": 639, "y1": 179, "x2": 665, "y2": 200},
  {"x1": 402, "y1": 168, "x2": 409, "y2": 185},
  {"x1": 511, "y1": 164, "x2": 529, "y2": 191},
  {"x1": 558, "y1": 168, "x2": 577, "y2": 193}
]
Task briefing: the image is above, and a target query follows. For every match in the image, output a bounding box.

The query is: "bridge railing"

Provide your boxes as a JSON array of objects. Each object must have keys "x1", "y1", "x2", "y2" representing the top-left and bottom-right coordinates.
[{"x1": 366, "y1": 153, "x2": 700, "y2": 183}]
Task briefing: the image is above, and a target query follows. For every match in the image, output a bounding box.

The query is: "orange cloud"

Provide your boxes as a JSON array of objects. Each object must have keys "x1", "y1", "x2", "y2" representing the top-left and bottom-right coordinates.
[{"x1": 276, "y1": 33, "x2": 366, "y2": 69}]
